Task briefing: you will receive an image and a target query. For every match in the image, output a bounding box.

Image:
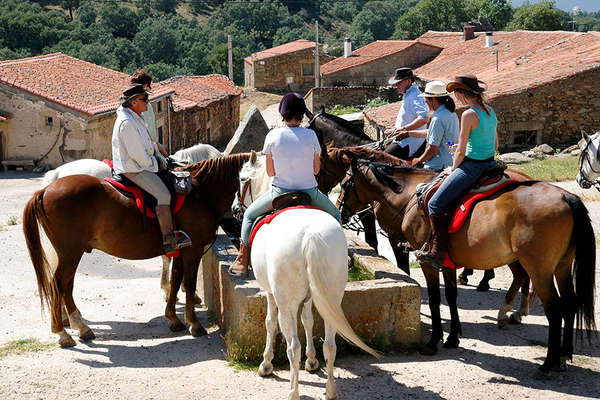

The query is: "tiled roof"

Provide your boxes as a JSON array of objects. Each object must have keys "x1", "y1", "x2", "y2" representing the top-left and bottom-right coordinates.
[
  {"x1": 244, "y1": 39, "x2": 317, "y2": 64},
  {"x1": 366, "y1": 30, "x2": 600, "y2": 129},
  {"x1": 321, "y1": 41, "x2": 441, "y2": 75},
  {"x1": 414, "y1": 30, "x2": 600, "y2": 98},
  {"x1": 160, "y1": 75, "x2": 243, "y2": 111},
  {"x1": 0, "y1": 53, "x2": 173, "y2": 116}
]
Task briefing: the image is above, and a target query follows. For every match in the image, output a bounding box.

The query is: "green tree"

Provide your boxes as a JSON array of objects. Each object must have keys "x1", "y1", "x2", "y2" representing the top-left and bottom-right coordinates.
[
  {"x1": 349, "y1": 1, "x2": 409, "y2": 47},
  {"x1": 464, "y1": 0, "x2": 512, "y2": 30},
  {"x1": 75, "y1": 0, "x2": 96, "y2": 25},
  {"x1": 507, "y1": 1, "x2": 563, "y2": 31},
  {"x1": 98, "y1": 1, "x2": 140, "y2": 39},
  {"x1": 60, "y1": 0, "x2": 79, "y2": 21},
  {"x1": 144, "y1": 61, "x2": 191, "y2": 81},
  {"x1": 0, "y1": 47, "x2": 31, "y2": 61},
  {"x1": 393, "y1": 0, "x2": 467, "y2": 40},
  {"x1": 207, "y1": 43, "x2": 244, "y2": 84},
  {"x1": 134, "y1": 15, "x2": 183, "y2": 65},
  {"x1": 151, "y1": 0, "x2": 178, "y2": 14}
]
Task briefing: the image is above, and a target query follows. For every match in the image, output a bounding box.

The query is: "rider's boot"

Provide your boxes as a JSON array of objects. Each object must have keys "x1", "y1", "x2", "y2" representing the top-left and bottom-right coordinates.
[
  {"x1": 416, "y1": 213, "x2": 449, "y2": 269},
  {"x1": 228, "y1": 243, "x2": 250, "y2": 277},
  {"x1": 156, "y1": 205, "x2": 192, "y2": 254}
]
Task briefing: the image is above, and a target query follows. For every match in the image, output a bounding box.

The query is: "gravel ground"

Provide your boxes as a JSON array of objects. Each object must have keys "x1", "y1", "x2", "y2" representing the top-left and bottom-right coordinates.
[{"x1": 0, "y1": 172, "x2": 599, "y2": 400}]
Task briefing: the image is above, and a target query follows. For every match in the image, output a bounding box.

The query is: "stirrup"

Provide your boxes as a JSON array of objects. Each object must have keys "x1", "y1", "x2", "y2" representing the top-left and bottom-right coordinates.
[
  {"x1": 163, "y1": 230, "x2": 192, "y2": 254},
  {"x1": 415, "y1": 243, "x2": 445, "y2": 271}
]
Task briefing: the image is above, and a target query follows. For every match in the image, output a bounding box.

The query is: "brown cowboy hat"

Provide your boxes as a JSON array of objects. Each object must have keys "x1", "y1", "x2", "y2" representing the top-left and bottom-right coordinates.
[
  {"x1": 388, "y1": 67, "x2": 415, "y2": 85},
  {"x1": 446, "y1": 74, "x2": 488, "y2": 93}
]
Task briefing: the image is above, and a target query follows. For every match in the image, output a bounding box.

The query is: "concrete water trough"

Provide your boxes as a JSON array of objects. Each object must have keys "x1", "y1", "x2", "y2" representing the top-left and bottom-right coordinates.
[{"x1": 196, "y1": 230, "x2": 422, "y2": 361}]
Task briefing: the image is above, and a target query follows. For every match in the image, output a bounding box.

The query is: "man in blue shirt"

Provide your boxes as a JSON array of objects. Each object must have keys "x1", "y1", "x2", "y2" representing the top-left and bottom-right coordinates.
[{"x1": 384, "y1": 68, "x2": 429, "y2": 159}]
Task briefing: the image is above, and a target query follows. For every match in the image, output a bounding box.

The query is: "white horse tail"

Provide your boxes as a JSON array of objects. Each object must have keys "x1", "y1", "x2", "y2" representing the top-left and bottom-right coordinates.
[
  {"x1": 302, "y1": 228, "x2": 381, "y2": 358},
  {"x1": 40, "y1": 169, "x2": 60, "y2": 188}
]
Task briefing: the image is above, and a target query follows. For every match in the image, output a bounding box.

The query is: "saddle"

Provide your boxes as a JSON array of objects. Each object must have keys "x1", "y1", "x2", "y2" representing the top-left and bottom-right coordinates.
[{"x1": 248, "y1": 192, "x2": 317, "y2": 248}]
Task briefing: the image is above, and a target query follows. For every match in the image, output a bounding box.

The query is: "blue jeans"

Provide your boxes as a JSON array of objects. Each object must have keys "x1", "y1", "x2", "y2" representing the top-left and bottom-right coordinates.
[
  {"x1": 428, "y1": 159, "x2": 497, "y2": 216},
  {"x1": 241, "y1": 185, "x2": 342, "y2": 245}
]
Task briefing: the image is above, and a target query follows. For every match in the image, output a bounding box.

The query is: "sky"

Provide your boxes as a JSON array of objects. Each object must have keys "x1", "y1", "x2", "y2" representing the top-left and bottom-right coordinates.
[{"x1": 510, "y1": 0, "x2": 600, "y2": 12}]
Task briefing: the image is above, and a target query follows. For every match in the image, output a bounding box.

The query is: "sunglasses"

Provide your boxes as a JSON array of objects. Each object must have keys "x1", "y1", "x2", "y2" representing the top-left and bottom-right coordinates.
[{"x1": 135, "y1": 95, "x2": 149, "y2": 103}]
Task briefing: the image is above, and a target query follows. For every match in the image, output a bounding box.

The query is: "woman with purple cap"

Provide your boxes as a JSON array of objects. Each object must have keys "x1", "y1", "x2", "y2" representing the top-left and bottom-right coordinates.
[
  {"x1": 229, "y1": 92, "x2": 342, "y2": 276},
  {"x1": 416, "y1": 74, "x2": 498, "y2": 269}
]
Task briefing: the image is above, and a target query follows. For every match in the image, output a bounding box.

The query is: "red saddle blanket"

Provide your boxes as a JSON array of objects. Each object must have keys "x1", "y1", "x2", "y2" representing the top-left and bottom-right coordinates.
[
  {"x1": 103, "y1": 177, "x2": 185, "y2": 219},
  {"x1": 443, "y1": 179, "x2": 517, "y2": 269},
  {"x1": 249, "y1": 205, "x2": 320, "y2": 248}
]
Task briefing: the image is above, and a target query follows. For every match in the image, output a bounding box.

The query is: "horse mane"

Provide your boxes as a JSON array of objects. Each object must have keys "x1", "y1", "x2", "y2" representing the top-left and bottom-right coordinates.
[
  {"x1": 180, "y1": 153, "x2": 250, "y2": 188},
  {"x1": 320, "y1": 112, "x2": 370, "y2": 140},
  {"x1": 311, "y1": 111, "x2": 373, "y2": 146},
  {"x1": 171, "y1": 143, "x2": 223, "y2": 164}
]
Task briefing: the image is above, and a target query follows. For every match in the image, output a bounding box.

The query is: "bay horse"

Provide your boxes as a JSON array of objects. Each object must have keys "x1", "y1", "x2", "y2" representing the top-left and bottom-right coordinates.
[
  {"x1": 336, "y1": 153, "x2": 596, "y2": 374},
  {"x1": 39, "y1": 143, "x2": 228, "y2": 302},
  {"x1": 23, "y1": 153, "x2": 250, "y2": 347},
  {"x1": 238, "y1": 154, "x2": 379, "y2": 400}
]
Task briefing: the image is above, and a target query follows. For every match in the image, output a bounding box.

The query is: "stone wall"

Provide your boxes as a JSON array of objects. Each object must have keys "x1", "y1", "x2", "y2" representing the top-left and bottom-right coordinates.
[
  {"x1": 321, "y1": 43, "x2": 441, "y2": 87},
  {"x1": 305, "y1": 87, "x2": 381, "y2": 113},
  {"x1": 169, "y1": 95, "x2": 240, "y2": 152},
  {"x1": 245, "y1": 48, "x2": 334, "y2": 93}
]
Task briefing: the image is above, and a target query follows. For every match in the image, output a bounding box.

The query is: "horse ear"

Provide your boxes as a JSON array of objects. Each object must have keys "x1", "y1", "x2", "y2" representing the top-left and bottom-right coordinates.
[
  {"x1": 250, "y1": 150, "x2": 257, "y2": 164},
  {"x1": 582, "y1": 130, "x2": 591, "y2": 143},
  {"x1": 320, "y1": 105, "x2": 325, "y2": 114},
  {"x1": 305, "y1": 109, "x2": 313, "y2": 119}
]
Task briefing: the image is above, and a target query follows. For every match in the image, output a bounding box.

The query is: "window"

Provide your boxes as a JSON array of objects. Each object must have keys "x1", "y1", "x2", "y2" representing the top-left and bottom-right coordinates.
[
  {"x1": 157, "y1": 100, "x2": 163, "y2": 114},
  {"x1": 512, "y1": 130, "x2": 537, "y2": 147},
  {"x1": 157, "y1": 126, "x2": 163, "y2": 144},
  {"x1": 46, "y1": 117, "x2": 53, "y2": 126},
  {"x1": 302, "y1": 63, "x2": 314, "y2": 77}
]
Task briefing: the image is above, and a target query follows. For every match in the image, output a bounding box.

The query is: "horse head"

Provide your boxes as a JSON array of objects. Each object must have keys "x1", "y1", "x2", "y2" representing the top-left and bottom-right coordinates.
[
  {"x1": 233, "y1": 152, "x2": 271, "y2": 219},
  {"x1": 577, "y1": 130, "x2": 600, "y2": 190}
]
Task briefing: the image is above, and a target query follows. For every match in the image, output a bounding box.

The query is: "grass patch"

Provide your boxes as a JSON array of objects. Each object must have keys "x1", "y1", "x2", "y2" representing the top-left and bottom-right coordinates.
[
  {"x1": 508, "y1": 156, "x2": 579, "y2": 181},
  {"x1": 7, "y1": 215, "x2": 18, "y2": 225},
  {"x1": 327, "y1": 104, "x2": 362, "y2": 115},
  {"x1": 348, "y1": 258, "x2": 375, "y2": 282},
  {"x1": 410, "y1": 260, "x2": 421, "y2": 269},
  {"x1": 0, "y1": 338, "x2": 57, "y2": 358},
  {"x1": 228, "y1": 359, "x2": 260, "y2": 371}
]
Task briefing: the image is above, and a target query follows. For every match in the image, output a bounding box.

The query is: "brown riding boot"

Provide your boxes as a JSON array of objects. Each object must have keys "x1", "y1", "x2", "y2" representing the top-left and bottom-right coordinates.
[
  {"x1": 228, "y1": 243, "x2": 250, "y2": 277},
  {"x1": 415, "y1": 214, "x2": 449, "y2": 269},
  {"x1": 156, "y1": 205, "x2": 192, "y2": 254}
]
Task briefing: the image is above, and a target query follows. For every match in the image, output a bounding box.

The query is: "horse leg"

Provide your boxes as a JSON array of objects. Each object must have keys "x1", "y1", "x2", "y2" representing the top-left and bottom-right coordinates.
[
  {"x1": 420, "y1": 265, "x2": 443, "y2": 355},
  {"x1": 498, "y1": 262, "x2": 527, "y2": 328},
  {"x1": 278, "y1": 308, "x2": 301, "y2": 400},
  {"x1": 183, "y1": 254, "x2": 207, "y2": 337},
  {"x1": 476, "y1": 269, "x2": 495, "y2": 292},
  {"x1": 458, "y1": 268, "x2": 473, "y2": 285},
  {"x1": 510, "y1": 263, "x2": 531, "y2": 325},
  {"x1": 52, "y1": 252, "x2": 85, "y2": 347},
  {"x1": 442, "y1": 268, "x2": 461, "y2": 348},
  {"x1": 160, "y1": 255, "x2": 173, "y2": 302},
  {"x1": 300, "y1": 297, "x2": 319, "y2": 372},
  {"x1": 323, "y1": 321, "x2": 338, "y2": 400},
  {"x1": 259, "y1": 292, "x2": 278, "y2": 377},
  {"x1": 62, "y1": 268, "x2": 95, "y2": 342},
  {"x1": 61, "y1": 301, "x2": 70, "y2": 327},
  {"x1": 554, "y1": 253, "x2": 577, "y2": 370},
  {"x1": 360, "y1": 209, "x2": 378, "y2": 250},
  {"x1": 390, "y1": 233, "x2": 410, "y2": 275},
  {"x1": 165, "y1": 256, "x2": 185, "y2": 332}
]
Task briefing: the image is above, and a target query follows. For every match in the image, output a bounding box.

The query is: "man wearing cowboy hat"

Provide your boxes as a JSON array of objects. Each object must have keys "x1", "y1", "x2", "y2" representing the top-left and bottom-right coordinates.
[{"x1": 384, "y1": 67, "x2": 429, "y2": 160}]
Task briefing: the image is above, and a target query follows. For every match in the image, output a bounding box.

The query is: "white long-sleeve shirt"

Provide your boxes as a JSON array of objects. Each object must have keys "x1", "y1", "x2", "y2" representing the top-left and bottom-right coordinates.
[{"x1": 112, "y1": 106, "x2": 158, "y2": 174}]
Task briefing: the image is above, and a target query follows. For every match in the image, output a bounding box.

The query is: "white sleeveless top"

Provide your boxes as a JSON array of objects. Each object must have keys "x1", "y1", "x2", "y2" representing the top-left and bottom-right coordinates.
[{"x1": 262, "y1": 126, "x2": 321, "y2": 190}]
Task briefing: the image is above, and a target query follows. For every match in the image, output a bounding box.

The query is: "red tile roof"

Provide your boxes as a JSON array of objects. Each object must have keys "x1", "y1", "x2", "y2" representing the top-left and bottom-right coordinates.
[
  {"x1": 0, "y1": 53, "x2": 173, "y2": 116},
  {"x1": 244, "y1": 39, "x2": 317, "y2": 64},
  {"x1": 414, "y1": 30, "x2": 600, "y2": 98},
  {"x1": 321, "y1": 41, "x2": 441, "y2": 75},
  {"x1": 160, "y1": 75, "x2": 243, "y2": 111},
  {"x1": 366, "y1": 30, "x2": 600, "y2": 129}
]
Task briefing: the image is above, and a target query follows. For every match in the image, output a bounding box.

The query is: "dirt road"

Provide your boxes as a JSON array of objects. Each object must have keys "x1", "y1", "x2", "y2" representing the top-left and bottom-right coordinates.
[{"x1": 0, "y1": 173, "x2": 598, "y2": 399}]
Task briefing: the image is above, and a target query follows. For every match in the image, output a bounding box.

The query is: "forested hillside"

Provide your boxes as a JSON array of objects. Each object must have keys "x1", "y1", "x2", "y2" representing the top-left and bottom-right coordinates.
[{"x1": 1, "y1": 0, "x2": 599, "y2": 84}]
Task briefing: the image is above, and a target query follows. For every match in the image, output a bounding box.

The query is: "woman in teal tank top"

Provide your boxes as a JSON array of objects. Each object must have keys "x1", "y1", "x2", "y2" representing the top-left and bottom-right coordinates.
[{"x1": 416, "y1": 74, "x2": 498, "y2": 269}]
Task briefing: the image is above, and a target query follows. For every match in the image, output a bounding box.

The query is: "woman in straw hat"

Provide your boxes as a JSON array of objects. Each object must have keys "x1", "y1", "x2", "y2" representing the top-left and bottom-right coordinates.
[
  {"x1": 396, "y1": 80, "x2": 458, "y2": 171},
  {"x1": 416, "y1": 74, "x2": 498, "y2": 268}
]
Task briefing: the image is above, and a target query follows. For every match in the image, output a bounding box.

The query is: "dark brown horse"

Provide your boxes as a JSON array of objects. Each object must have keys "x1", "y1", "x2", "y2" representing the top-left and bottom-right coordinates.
[
  {"x1": 336, "y1": 154, "x2": 596, "y2": 374},
  {"x1": 23, "y1": 153, "x2": 250, "y2": 347}
]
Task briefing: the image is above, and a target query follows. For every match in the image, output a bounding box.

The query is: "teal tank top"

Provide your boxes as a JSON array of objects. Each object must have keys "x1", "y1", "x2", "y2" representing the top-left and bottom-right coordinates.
[{"x1": 465, "y1": 106, "x2": 497, "y2": 160}]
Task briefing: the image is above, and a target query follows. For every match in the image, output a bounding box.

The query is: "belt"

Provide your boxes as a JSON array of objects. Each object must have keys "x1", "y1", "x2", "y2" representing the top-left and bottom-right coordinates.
[{"x1": 464, "y1": 156, "x2": 495, "y2": 163}]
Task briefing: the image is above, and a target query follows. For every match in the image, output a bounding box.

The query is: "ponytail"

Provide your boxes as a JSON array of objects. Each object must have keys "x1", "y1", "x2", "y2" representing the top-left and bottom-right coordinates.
[
  {"x1": 438, "y1": 96, "x2": 455, "y2": 113},
  {"x1": 454, "y1": 89, "x2": 490, "y2": 116}
]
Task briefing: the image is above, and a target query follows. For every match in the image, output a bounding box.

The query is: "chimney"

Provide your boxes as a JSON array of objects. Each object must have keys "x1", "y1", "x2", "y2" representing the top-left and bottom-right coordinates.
[
  {"x1": 463, "y1": 25, "x2": 475, "y2": 41},
  {"x1": 484, "y1": 31, "x2": 495, "y2": 47},
  {"x1": 344, "y1": 38, "x2": 352, "y2": 58}
]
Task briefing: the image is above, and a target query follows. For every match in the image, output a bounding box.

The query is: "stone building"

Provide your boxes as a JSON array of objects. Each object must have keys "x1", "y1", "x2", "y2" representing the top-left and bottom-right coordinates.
[
  {"x1": 304, "y1": 87, "x2": 381, "y2": 113},
  {"x1": 244, "y1": 39, "x2": 333, "y2": 92},
  {"x1": 0, "y1": 53, "x2": 174, "y2": 168},
  {"x1": 160, "y1": 75, "x2": 243, "y2": 150},
  {"x1": 320, "y1": 40, "x2": 441, "y2": 87},
  {"x1": 364, "y1": 30, "x2": 600, "y2": 149}
]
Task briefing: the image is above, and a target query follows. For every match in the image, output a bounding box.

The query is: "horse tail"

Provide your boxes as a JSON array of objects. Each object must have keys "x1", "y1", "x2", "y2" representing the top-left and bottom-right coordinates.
[
  {"x1": 563, "y1": 193, "x2": 596, "y2": 340},
  {"x1": 302, "y1": 228, "x2": 381, "y2": 358},
  {"x1": 23, "y1": 189, "x2": 58, "y2": 313},
  {"x1": 40, "y1": 169, "x2": 59, "y2": 188}
]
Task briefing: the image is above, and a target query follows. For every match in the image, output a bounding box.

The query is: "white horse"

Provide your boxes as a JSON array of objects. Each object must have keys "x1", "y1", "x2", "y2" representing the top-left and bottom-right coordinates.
[
  {"x1": 238, "y1": 154, "x2": 379, "y2": 400},
  {"x1": 41, "y1": 144, "x2": 223, "y2": 301},
  {"x1": 576, "y1": 130, "x2": 600, "y2": 189}
]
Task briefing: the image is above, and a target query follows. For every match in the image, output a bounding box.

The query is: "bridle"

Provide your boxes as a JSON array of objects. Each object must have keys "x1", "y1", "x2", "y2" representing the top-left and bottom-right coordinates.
[
  {"x1": 578, "y1": 135, "x2": 600, "y2": 190},
  {"x1": 337, "y1": 160, "x2": 373, "y2": 228},
  {"x1": 233, "y1": 177, "x2": 255, "y2": 221}
]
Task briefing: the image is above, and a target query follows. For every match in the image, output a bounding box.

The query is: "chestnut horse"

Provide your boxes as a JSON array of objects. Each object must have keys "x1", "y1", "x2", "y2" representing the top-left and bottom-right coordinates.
[
  {"x1": 336, "y1": 155, "x2": 596, "y2": 374},
  {"x1": 23, "y1": 153, "x2": 250, "y2": 347}
]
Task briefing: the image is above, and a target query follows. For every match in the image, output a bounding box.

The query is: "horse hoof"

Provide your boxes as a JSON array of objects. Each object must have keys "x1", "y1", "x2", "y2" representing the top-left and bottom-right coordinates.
[
  {"x1": 169, "y1": 320, "x2": 186, "y2": 332},
  {"x1": 552, "y1": 358, "x2": 567, "y2": 372},
  {"x1": 443, "y1": 337, "x2": 459, "y2": 348},
  {"x1": 193, "y1": 295, "x2": 202, "y2": 306},
  {"x1": 509, "y1": 313, "x2": 522, "y2": 325},
  {"x1": 534, "y1": 365, "x2": 552, "y2": 380},
  {"x1": 189, "y1": 324, "x2": 207, "y2": 337},
  {"x1": 79, "y1": 328, "x2": 96, "y2": 342},
  {"x1": 476, "y1": 282, "x2": 490, "y2": 292},
  {"x1": 419, "y1": 343, "x2": 438, "y2": 356},
  {"x1": 497, "y1": 318, "x2": 509, "y2": 329},
  {"x1": 59, "y1": 334, "x2": 77, "y2": 348},
  {"x1": 305, "y1": 358, "x2": 319, "y2": 372},
  {"x1": 258, "y1": 361, "x2": 273, "y2": 377}
]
